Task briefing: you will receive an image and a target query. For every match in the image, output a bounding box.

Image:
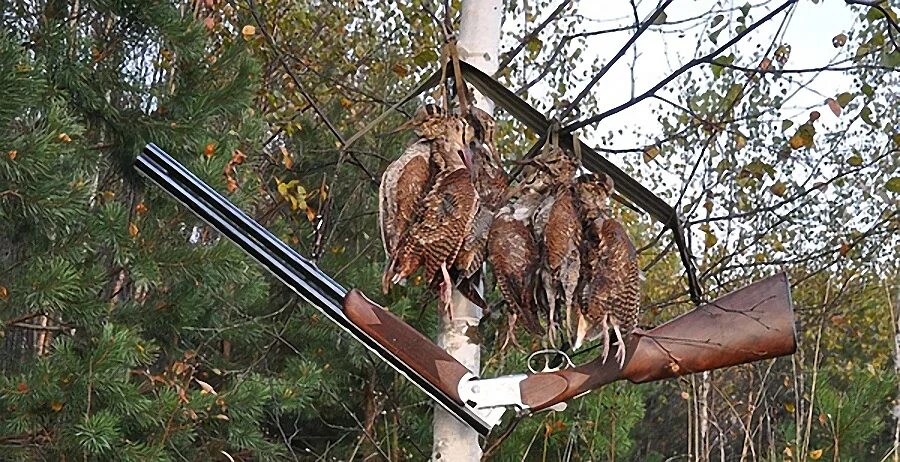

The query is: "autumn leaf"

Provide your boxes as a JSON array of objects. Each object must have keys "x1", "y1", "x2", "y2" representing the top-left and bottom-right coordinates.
[
  {"x1": 781, "y1": 119, "x2": 793, "y2": 131},
  {"x1": 826, "y1": 98, "x2": 841, "y2": 116},
  {"x1": 784, "y1": 402, "x2": 795, "y2": 413},
  {"x1": 7, "y1": 150, "x2": 16, "y2": 160},
  {"x1": 846, "y1": 155, "x2": 863, "y2": 166},
  {"x1": 51, "y1": 401, "x2": 63, "y2": 412},
  {"x1": 203, "y1": 17, "x2": 215, "y2": 30},
  {"x1": 391, "y1": 62, "x2": 408, "y2": 77},
  {"x1": 305, "y1": 206, "x2": 317, "y2": 222},
  {"x1": 770, "y1": 181, "x2": 786, "y2": 196},
  {"x1": 0, "y1": 286, "x2": 7, "y2": 300},
  {"x1": 832, "y1": 33, "x2": 847, "y2": 47},
  {"x1": 886, "y1": 177, "x2": 900, "y2": 193},
  {"x1": 704, "y1": 230, "x2": 718, "y2": 248},
  {"x1": 135, "y1": 202, "x2": 148, "y2": 215},
  {"x1": 839, "y1": 242, "x2": 851, "y2": 256},
  {"x1": 213, "y1": 414, "x2": 230, "y2": 421},
  {"x1": 643, "y1": 144, "x2": 660, "y2": 162},
  {"x1": 280, "y1": 146, "x2": 293, "y2": 169},
  {"x1": 204, "y1": 143, "x2": 215, "y2": 158},
  {"x1": 339, "y1": 97, "x2": 353, "y2": 109},
  {"x1": 57, "y1": 133, "x2": 72, "y2": 143},
  {"x1": 128, "y1": 222, "x2": 139, "y2": 238},
  {"x1": 680, "y1": 391, "x2": 690, "y2": 400},
  {"x1": 774, "y1": 44, "x2": 791, "y2": 64},
  {"x1": 809, "y1": 449, "x2": 824, "y2": 459},
  {"x1": 759, "y1": 57, "x2": 772, "y2": 71},
  {"x1": 17, "y1": 382, "x2": 28, "y2": 393},
  {"x1": 241, "y1": 25, "x2": 256, "y2": 39}
]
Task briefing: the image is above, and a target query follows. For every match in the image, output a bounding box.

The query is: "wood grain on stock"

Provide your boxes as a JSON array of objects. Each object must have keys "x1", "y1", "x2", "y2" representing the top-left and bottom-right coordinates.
[
  {"x1": 521, "y1": 273, "x2": 796, "y2": 411},
  {"x1": 342, "y1": 289, "x2": 471, "y2": 402}
]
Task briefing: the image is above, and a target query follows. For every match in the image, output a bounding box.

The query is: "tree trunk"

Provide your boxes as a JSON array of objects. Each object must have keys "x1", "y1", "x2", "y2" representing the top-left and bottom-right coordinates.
[{"x1": 431, "y1": 1, "x2": 502, "y2": 460}]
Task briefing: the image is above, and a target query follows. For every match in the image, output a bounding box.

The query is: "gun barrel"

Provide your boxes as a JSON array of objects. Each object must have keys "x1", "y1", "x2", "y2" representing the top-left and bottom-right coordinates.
[{"x1": 135, "y1": 145, "x2": 493, "y2": 436}]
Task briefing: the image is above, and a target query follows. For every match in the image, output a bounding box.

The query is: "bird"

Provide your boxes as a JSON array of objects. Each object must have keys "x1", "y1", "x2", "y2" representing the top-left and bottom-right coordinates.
[
  {"x1": 451, "y1": 107, "x2": 508, "y2": 309},
  {"x1": 380, "y1": 105, "x2": 480, "y2": 311},
  {"x1": 486, "y1": 145, "x2": 572, "y2": 347},
  {"x1": 573, "y1": 173, "x2": 641, "y2": 368},
  {"x1": 487, "y1": 190, "x2": 544, "y2": 347},
  {"x1": 530, "y1": 147, "x2": 581, "y2": 346}
]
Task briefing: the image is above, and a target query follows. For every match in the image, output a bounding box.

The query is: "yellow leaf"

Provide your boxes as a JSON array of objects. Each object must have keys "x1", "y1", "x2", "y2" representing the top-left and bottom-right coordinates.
[
  {"x1": 128, "y1": 222, "x2": 139, "y2": 238},
  {"x1": 7, "y1": 150, "x2": 16, "y2": 160},
  {"x1": 788, "y1": 133, "x2": 807, "y2": 150},
  {"x1": 340, "y1": 97, "x2": 353, "y2": 109},
  {"x1": 704, "y1": 231, "x2": 718, "y2": 248},
  {"x1": 305, "y1": 206, "x2": 317, "y2": 222},
  {"x1": 57, "y1": 133, "x2": 72, "y2": 143},
  {"x1": 241, "y1": 25, "x2": 256, "y2": 38},
  {"x1": 734, "y1": 134, "x2": 747, "y2": 150},
  {"x1": 0, "y1": 285, "x2": 7, "y2": 300},
  {"x1": 50, "y1": 401, "x2": 63, "y2": 412},
  {"x1": 783, "y1": 446, "x2": 793, "y2": 458},
  {"x1": 784, "y1": 402, "x2": 795, "y2": 413},
  {"x1": 809, "y1": 448, "x2": 823, "y2": 459}
]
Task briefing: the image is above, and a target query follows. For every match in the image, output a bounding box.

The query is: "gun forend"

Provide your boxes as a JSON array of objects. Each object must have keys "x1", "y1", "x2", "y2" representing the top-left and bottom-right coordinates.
[{"x1": 520, "y1": 272, "x2": 797, "y2": 411}]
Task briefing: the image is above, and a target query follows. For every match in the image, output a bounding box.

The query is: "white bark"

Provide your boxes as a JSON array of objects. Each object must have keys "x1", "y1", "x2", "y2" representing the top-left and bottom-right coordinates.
[{"x1": 431, "y1": 1, "x2": 502, "y2": 461}]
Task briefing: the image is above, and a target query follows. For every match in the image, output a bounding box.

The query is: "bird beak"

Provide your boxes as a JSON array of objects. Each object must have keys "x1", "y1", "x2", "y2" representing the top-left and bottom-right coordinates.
[
  {"x1": 390, "y1": 118, "x2": 416, "y2": 134},
  {"x1": 461, "y1": 146, "x2": 474, "y2": 170}
]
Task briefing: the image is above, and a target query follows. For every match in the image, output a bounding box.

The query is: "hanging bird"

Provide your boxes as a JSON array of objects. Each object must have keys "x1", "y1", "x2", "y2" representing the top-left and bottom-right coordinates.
[
  {"x1": 487, "y1": 189, "x2": 545, "y2": 347},
  {"x1": 452, "y1": 107, "x2": 508, "y2": 309},
  {"x1": 573, "y1": 173, "x2": 641, "y2": 368},
  {"x1": 530, "y1": 147, "x2": 581, "y2": 345},
  {"x1": 380, "y1": 106, "x2": 479, "y2": 311}
]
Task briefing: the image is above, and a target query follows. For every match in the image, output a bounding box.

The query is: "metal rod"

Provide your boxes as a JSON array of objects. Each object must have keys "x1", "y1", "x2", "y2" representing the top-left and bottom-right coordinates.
[{"x1": 134, "y1": 151, "x2": 492, "y2": 435}]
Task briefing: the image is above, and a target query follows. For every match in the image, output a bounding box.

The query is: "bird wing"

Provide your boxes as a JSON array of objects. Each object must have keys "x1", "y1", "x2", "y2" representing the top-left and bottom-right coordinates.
[
  {"x1": 544, "y1": 187, "x2": 581, "y2": 272},
  {"x1": 379, "y1": 141, "x2": 431, "y2": 258},
  {"x1": 403, "y1": 168, "x2": 478, "y2": 283},
  {"x1": 584, "y1": 218, "x2": 640, "y2": 328}
]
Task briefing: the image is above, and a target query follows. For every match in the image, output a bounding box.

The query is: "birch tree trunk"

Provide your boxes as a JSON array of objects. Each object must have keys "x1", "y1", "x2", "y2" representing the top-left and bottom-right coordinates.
[{"x1": 431, "y1": 1, "x2": 502, "y2": 460}]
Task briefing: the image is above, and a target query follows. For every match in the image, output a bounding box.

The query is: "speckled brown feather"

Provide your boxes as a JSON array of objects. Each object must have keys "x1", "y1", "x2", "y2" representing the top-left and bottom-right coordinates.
[
  {"x1": 487, "y1": 205, "x2": 543, "y2": 335},
  {"x1": 582, "y1": 218, "x2": 640, "y2": 333},
  {"x1": 390, "y1": 167, "x2": 478, "y2": 287},
  {"x1": 379, "y1": 141, "x2": 431, "y2": 259}
]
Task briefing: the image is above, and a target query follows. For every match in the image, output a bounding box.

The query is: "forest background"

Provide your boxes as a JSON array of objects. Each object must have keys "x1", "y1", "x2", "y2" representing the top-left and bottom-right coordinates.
[{"x1": 0, "y1": 0, "x2": 898, "y2": 460}]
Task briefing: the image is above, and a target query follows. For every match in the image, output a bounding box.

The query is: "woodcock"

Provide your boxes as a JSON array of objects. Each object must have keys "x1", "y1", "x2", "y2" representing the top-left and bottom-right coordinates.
[
  {"x1": 530, "y1": 146, "x2": 581, "y2": 345},
  {"x1": 573, "y1": 173, "x2": 641, "y2": 367},
  {"x1": 451, "y1": 107, "x2": 508, "y2": 309},
  {"x1": 486, "y1": 145, "x2": 574, "y2": 344},
  {"x1": 379, "y1": 105, "x2": 480, "y2": 310}
]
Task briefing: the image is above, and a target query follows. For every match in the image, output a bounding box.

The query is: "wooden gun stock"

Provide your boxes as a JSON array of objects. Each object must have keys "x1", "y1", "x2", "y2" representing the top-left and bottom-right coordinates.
[
  {"x1": 343, "y1": 273, "x2": 796, "y2": 416},
  {"x1": 343, "y1": 290, "x2": 473, "y2": 402},
  {"x1": 521, "y1": 272, "x2": 796, "y2": 411}
]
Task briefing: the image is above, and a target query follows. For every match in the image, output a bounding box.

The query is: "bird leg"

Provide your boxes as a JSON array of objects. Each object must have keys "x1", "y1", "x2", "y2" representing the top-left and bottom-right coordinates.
[
  {"x1": 612, "y1": 324, "x2": 627, "y2": 369},
  {"x1": 438, "y1": 262, "x2": 453, "y2": 319},
  {"x1": 500, "y1": 313, "x2": 523, "y2": 351},
  {"x1": 600, "y1": 314, "x2": 610, "y2": 365}
]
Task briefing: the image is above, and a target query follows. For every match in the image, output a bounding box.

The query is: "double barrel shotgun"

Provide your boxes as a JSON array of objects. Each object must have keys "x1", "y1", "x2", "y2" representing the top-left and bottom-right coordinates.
[{"x1": 135, "y1": 143, "x2": 797, "y2": 436}]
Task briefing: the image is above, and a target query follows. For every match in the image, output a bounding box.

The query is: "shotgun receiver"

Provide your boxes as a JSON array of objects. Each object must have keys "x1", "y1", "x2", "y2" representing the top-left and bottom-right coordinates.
[{"x1": 136, "y1": 144, "x2": 797, "y2": 436}]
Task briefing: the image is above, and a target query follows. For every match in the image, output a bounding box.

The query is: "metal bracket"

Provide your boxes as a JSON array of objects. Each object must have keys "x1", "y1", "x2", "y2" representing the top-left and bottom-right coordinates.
[{"x1": 457, "y1": 372, "x2": 527, "y2": 428}]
